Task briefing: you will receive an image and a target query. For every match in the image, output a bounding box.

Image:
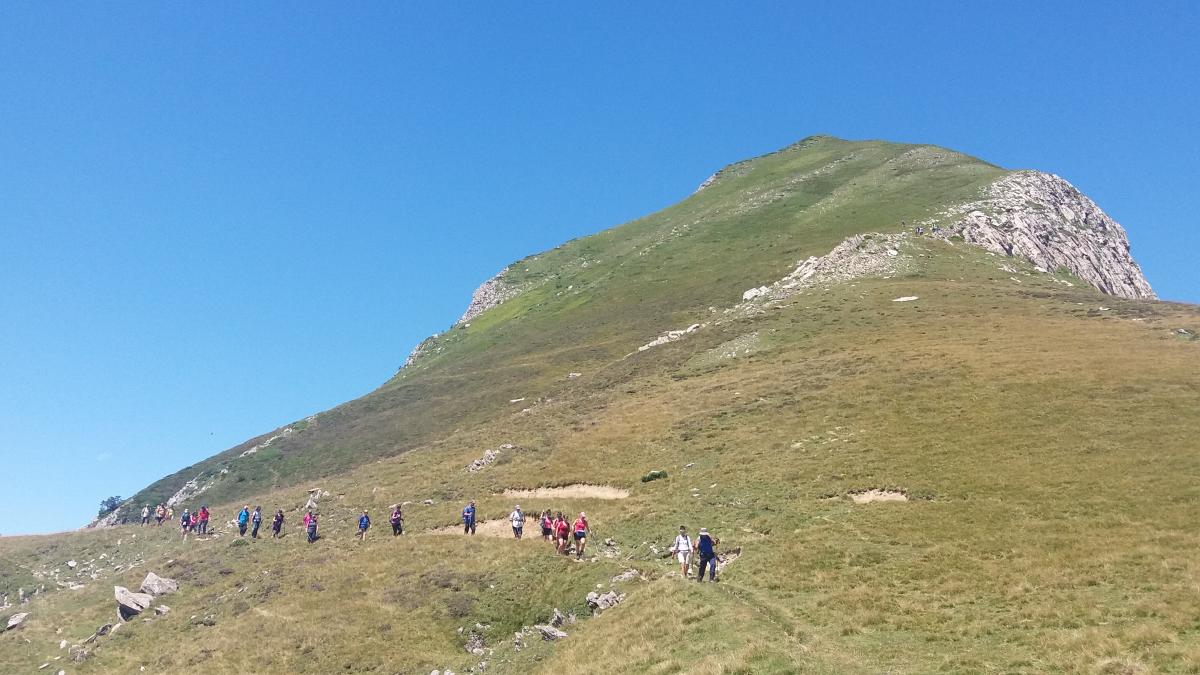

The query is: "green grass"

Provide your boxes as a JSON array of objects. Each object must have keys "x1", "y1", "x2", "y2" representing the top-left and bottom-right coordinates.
[{"x1": 4, "y1": 136, "x2": 1198, "y2": 673}]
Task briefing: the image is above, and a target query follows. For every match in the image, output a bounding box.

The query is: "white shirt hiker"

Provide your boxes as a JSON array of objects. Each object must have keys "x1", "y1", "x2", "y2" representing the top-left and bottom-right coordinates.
[
  {"x1": 510, "y1": 509, "x2": 524, "y2": 527},
  {"x1": 672, "y1": 534, "x2": 692, "y2": 563}
]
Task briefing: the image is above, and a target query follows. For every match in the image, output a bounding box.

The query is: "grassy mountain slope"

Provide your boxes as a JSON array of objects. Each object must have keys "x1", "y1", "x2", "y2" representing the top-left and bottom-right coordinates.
[
  {"x1": 4, "y1": 136, "x2": 1199, "y2": 674},
  {"x1": 108, "y1": 136, "x2": 1005, "y2": 515}
]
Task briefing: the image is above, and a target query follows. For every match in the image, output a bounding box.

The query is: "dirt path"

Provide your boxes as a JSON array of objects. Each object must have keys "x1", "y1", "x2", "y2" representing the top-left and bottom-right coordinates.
[
  {"x1": 501, "y1": 484, "x2": 630, "y2": 500},
  {"x1": 426, "y1": 519, "x2": 549, "y2": 540}
]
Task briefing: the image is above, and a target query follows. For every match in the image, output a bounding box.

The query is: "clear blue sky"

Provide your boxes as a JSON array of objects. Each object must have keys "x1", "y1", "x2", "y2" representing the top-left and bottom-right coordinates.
[{"x1": 1, "y1": 3, "x2": 1196, "y2": 535}]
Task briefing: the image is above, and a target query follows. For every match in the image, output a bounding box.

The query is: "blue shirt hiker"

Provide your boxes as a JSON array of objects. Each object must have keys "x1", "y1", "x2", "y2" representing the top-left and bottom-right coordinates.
[{"x1": 462, "y1": 500, "x2": 477, "y2": 535}]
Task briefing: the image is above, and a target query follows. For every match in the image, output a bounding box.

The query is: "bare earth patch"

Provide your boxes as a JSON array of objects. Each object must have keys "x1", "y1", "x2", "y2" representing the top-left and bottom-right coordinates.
[
  {"x1": 502, "y1": 485, "x2": 630, "y2": 500},
  {"x1": 849, "y1": 489, "x2": 908, "y2": 504},
  {"x1": 426, "y1": 519, "x2": 540, "y2": 538}
]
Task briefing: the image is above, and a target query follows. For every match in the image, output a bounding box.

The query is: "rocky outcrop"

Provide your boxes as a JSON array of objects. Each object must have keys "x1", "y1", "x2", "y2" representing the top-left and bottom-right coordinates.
[
  {"x1": 585, "y1": 590, "x2": 625, "y2": 615},
  {"x1": 458, "y1": 270, "x2": 523, "y2": 324},
  {"x1": 927, "y1": 171, "x2": 1154, "y2": 299},
  {"x1": 5, "y1": 612, "x2": 28, "y2": 630}
]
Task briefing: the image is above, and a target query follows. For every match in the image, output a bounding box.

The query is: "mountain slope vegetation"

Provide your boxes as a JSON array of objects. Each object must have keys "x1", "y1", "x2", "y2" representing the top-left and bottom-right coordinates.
[{"x1": 4, "y1": 136, "x2": 1198, "y2": 674}]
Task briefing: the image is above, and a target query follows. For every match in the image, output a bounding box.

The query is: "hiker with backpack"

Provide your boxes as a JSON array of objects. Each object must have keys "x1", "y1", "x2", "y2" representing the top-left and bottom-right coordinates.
[
  {"x1": 540, "y1": 510, "x2": 553, "y2": 542},
  {"x1": 155, "y1": 504, "x2": 166, "y2": 526},
  {"x1": 304, "y1": 510, "x2": 318, "y2": 543},
  {"x1": 509, "y1": 504, "x2": 524, "y2": 540},
  {"x1": 390, "y1": 505, "x2": 403, "y2": 535},
  {"x1": 572, "y1": 512, "x2": 590, "y2": 559},
  {"x1": 358, "y1": 510, "x2": 371, "y2": 541},
  {"x1": 462, "y1": 500, "x2": 477, "y2": 535},
  {"x1": 272, "y1": 509, "x2": 285, "y2": 538},
  {"x1": 671, "y1": 526, "x2": 693, "y2": 578},
  {"x1": 141, "y1": 504, "x2": 150, "y2": 525},
  {"x1": 180, "y1": 509, "x2": 192, "y2": 540},
  {"x1": 198, "y1": 505, "x2": 210, "y2": 535},
  {"x1": 237, "y1": 505, "x2": 250, "y2": 536},
  {"x1": 694, "y1": 527, "x2": 719, "y2": 582},
  {"x1": 251, "y1": 506, "x2": 263, "y2": 538}
]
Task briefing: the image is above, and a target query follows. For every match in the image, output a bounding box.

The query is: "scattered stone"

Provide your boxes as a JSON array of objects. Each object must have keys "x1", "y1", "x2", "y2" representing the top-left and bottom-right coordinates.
[
  {"x1": 535, "y1": 624, "x2": 567, "y2": 641},
  {"x1": 114, "y1": 586, "x2": 154, "y2": 621},
  {"x1": 611, "y1": 569, "x2": 640, "y2": 583},
  {"x1": 549, "y1": 608, "x2": 566, "y2": 627},
  {"x1": 6, "y1": 612, "x2": 29, "y2": 630},
  {"x1": 66, "y1": 560, "x2": 77, "y2": 569},
  {"x1": 59, "y1": 639, "x2": 68, "y2": 650},
  {"x1": 464, "y1": 631, "x2": 485, "y2": 655},
  {"x1": 95, "y1": 623, "x2": 112, "y2": 636},
  {"x1": 422, "y1": 499, "x2": 435, "y2": 506},
  {"x1": 140, "y1": 572, "x2": 179, "y2": 596},
  {"x1": 467, "y1": 448, "x2": 502, "y2": 473},
  {"x1": 637, "y1": 323, "x2": 703, "y2": 352},
  {"x1": 741, "y1": 286, "x2": 770, "y2": 301},
  {"x1": 69, "y1": 645, "x2": 89, "y2": 662},
  {"x1": 567, "y1": 372, "x2": 582, "y2": 379},
  {"x1": 585, "y1": 590, "x2": 625, "y2": 614},
  {"x1": 892, "y1": 296, "x2": 919, "y2": 302},
  {"x1": 154, "y1": 605, "x2": 171, "y2": 616}
]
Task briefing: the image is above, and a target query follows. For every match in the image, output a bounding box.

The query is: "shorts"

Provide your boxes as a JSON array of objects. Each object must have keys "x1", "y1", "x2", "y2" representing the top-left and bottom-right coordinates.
[
  {"x1": 512, "y1": 525, "x2": 523, "y2": 533},
  {"x1": 573, "y1": 531, "x2": 586, "y2": 541},
  {"x1": 676, "y1": 551, "x2": 691, "y2": 564},
  {"x1": 541, "y1": 527, "x2": 552, "y2": 536}
]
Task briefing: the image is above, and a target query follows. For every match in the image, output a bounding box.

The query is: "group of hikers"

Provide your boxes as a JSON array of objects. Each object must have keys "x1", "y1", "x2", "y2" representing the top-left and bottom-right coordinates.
[
  {"x1": 138, "y1": 499, "x2": 718, "y2": 579},
  {"x1": 461, "y1": 500, "x2": 593, "y2": 559}
]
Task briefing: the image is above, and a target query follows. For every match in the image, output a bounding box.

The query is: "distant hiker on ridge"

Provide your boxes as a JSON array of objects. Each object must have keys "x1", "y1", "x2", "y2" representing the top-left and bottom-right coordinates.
[
  {"x1": 462, "y1": 500, "x2": 477, "y2": 535},
  {"x1": 141, "y1": 504, "x2": 150, "y2": 525},
  {"x1": 510, "y1": 504, "x2": 524, "y2": 540},
  {"x1": 358, "y1": 510, "x2": 371, "y2": 541},
  {"x1": 390, "y1": 505, "x2": 403, "y2": 536},
  {"x1": 272, "y1": 509, "x2": 285, "y2": 538},
  {"x1": 251, "y1": 506, "x2": 263, "y2": 539},
  {"x1": 237, "y1": 505, "x2": 250, "y2": 537},
  {"x1": 304, "y1": 510, "x2": 318, "y2": 543}
]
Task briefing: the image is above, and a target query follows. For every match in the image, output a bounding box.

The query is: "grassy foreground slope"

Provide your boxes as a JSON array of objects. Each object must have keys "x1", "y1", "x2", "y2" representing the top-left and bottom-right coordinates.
[{"x1": 4, "y1": 137, "x2": 1200, "y2": 674}]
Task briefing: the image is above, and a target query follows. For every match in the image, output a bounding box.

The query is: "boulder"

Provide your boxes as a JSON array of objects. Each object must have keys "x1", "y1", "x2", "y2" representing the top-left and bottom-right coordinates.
[
  {"x1": 139, "y1": 572, "x2": 179, "y2": 596},
  {"x1": 534, "y1": 624, "x2": 567, "y2": 641},
  {"x1": 154, "y1": 605, "x2": 171, "y2": 616},
  {"x1": 611, "y1": 569, "x2": 639, "y2": 583},
  {"x1": 114, "y1": 586, "x2": 154, "y2": 621},
  {"x1": 66, "y1": 560, "x2": 77, "y2": 569},
  {"x1": 549, "y1": 608, "x2": 566, "y2": 627},
  {"x1": 5, "y1": 612, "x2": 28, "y2": 630}
]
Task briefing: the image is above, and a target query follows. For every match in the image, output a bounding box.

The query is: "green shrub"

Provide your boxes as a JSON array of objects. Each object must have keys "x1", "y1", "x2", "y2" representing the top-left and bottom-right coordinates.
[{"x1": 641, "y1": 470, "x2": 668, "y2": 483}]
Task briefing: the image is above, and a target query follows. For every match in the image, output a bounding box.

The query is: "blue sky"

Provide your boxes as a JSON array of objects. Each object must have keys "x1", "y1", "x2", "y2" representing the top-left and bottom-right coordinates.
[{"x1": 1, "y1": 3, "x2": 1196, "y2": 535}]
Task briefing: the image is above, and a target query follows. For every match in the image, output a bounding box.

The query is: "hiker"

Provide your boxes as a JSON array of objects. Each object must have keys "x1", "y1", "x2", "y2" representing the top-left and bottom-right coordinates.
[
  {"x1": 198, "y1": 505, "x2": 210, "y2": 535},
  {"x1": 167, "y1": 506, "x2": 174, "y2": 521},
  {"x1": 155, "y1": 504, "x2": 166, "y2": 526},
  {"x1": 671, "y1": 526, "x2": 693, "y2": 578},
  {"x1": 694, "y1": 527, "x2": 719, "y2": 582},
  {"x1": 251, "y1": 506, "x2": 263, "y2": 539},
  {"x1": 358, "y1": 510, "x2": 371, "y2": 541},
  {"x1": 237, "y1": 505, "x2": 250, "y2": 536},
  {"x1": 180, "y1": 509, "x2": 192, "y2": 540},
  {"x1": 390, "y1": 505, "x2": 403, "y2": 536},
  {"x1": 304, "y1": 511, "x2": 318, "y2": 543},
  {"x1": 572, "y1": 512, "x2": 590, "y2": 559},
  {"x1": 540, "y1": 510, "x2": 553, "y2": 542},
  {"x1": 554, "y1": 511, "x2": 570, "y2": 555},
  {"x1": 462, "y1": 500, "x2": 477, "y2": 535},
  {"x1": 271, "y1": 509, "x2": 284, "y2": 538},
  {"x1": 141, "y1": 504, "x2": 150, "y2": 525},
  {"x1": 509, "y1": 504, "x2": 524, "y2": 540}
]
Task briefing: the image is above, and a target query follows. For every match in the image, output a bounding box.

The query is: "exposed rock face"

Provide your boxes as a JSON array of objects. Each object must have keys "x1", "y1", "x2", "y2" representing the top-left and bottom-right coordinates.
[
  {"x1": 6, "y1": 612, "x2": 28, "y2": 630},
  {"x1": 535, "y1": 624, "x2": 567, "y2": 641},
  {"x1": 458, "y1": 270, "x2": 523, "y2": 324},
  {"x1": 139, "y1": 572, "x2": 178, "y2": 596},
  {"x1": 930, "y1": 171, "x2": 1154, "y2": 299}
]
